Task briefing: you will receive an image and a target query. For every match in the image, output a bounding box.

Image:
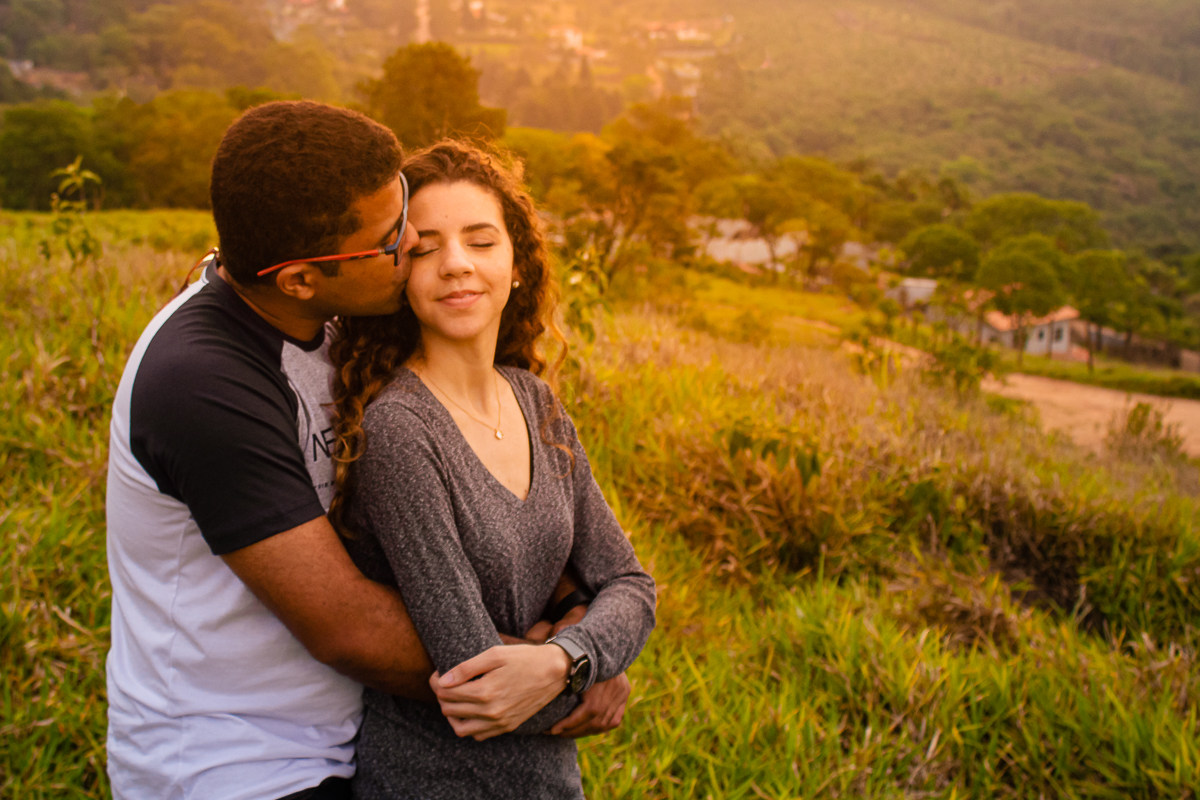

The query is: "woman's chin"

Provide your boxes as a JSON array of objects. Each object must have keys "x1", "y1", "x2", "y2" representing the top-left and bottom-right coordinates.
[{"x1": 419, "y1": 319, "x2": 498, "y2": 347}]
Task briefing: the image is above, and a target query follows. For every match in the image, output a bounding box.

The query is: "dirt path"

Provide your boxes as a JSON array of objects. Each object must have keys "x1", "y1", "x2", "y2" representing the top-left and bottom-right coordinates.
[{"x1": 982, "y1": 373, "x2": 1200, "y2": 455}]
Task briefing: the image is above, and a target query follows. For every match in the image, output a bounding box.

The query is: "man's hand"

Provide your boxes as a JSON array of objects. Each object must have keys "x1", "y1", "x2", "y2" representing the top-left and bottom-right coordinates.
[
  {"x1": 549, "y1": 673, "x2": 630, "y2": 738},
  {"x1": 430, "y1": 644, "x2": 571, "y2": 741},
  {"x1": 524, "y1": 603, "x2": 588, "y2": 644}
]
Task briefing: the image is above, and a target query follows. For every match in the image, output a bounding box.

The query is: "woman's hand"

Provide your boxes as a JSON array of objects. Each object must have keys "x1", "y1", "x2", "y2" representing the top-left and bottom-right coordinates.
[
  {"x1": 430, "y1": 644, "x2": 571, "y2": 741},
  {"x1": 549, "y1": 673, "x2": 630, "y2": 738}
]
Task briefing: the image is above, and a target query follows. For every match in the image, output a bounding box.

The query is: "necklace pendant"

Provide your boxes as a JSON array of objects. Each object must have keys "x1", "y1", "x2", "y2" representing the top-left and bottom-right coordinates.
[{"x1": 495, "y1": 429, "x2": 504, "y2": 440}]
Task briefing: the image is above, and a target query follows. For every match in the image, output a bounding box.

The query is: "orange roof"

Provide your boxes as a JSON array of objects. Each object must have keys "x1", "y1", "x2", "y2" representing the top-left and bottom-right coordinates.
[{"x1": 984, "y1": 305, "x2": 1079, "y2": 333}]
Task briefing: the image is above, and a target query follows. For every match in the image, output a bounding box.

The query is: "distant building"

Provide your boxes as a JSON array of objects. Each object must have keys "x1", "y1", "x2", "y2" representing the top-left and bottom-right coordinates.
[
  {"x1": 981, "y1": 306, "x2": 1079, "y2": 356},
  {"x1": 886, "y1": 277, "x2": 938, "y2": 308},
  {"x1": 840, "y1": 241, "x2": 874, "y2": 271},
  {"x1": 692, "y1": 217, "x2": 804, "y2": 271},
  {"x1": 550, "y1": 25, "x2": 584, "y2": 52},
  {"x1": 6, "y1": 59, "x2": 90, "y2": 96}
]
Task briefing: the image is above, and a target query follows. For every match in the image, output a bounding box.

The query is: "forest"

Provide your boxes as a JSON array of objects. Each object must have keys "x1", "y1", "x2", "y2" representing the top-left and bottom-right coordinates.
[{"x1": 6, "y1": 18, "x2": 1199, "y2": 357}]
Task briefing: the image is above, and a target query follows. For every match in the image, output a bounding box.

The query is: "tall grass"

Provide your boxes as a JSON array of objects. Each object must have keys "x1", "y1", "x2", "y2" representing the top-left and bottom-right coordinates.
[
  {"x1": 2, "y1": 229, "x2": 192, "y2": 796},
  {"x1": 3, "y1": 214, "x2": 1199, "y2": 798},
  {"x1": 569, "y1": 317, "x2": 1200, "y2": 797}
]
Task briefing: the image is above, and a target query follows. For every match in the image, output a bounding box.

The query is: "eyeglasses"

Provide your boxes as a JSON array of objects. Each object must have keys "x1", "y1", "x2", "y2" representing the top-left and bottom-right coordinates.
[{"x1": 256, "y1": 172, "x2": 409, "y2": 277}]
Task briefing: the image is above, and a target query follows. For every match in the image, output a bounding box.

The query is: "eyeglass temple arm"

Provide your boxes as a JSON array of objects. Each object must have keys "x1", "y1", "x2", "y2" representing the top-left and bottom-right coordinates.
[{"x1": 256, "y1": 248, "x2": 386, "y2": 277}]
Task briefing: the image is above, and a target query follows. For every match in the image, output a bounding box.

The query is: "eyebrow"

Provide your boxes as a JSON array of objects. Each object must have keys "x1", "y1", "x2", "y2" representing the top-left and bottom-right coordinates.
[{"x1": 417, "y1": 222, "x2": 502, "y2": 237}]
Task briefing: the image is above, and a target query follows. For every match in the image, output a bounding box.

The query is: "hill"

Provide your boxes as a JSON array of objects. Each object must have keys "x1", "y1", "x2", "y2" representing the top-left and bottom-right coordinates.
[
  {"x1": 697, "y1": 0, "x2": 1200, "y2": 255},
  {"x1": 4, "y1": 0, "x2": 1200, "y2": 257}
]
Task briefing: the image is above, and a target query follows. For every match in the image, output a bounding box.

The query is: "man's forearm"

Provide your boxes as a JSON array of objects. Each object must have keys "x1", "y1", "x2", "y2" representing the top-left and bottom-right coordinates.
[
  {"x1": 308, "y1": 575, "x2": 437, "y2": 699},
  {"x1": 219, "y1": 517, "x2": 436, "y2": 700}
]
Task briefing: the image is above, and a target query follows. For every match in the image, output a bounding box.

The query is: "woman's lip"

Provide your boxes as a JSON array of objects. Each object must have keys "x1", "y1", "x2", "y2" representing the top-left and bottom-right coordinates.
[{"x1": 438, "y1": 290, "x2": 482, "y2": 307}]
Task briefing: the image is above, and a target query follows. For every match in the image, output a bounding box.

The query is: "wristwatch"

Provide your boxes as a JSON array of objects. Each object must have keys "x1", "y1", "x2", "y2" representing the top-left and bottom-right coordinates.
[{"x1": 545, "y1": 635, "x2": 592, "y2": 694}]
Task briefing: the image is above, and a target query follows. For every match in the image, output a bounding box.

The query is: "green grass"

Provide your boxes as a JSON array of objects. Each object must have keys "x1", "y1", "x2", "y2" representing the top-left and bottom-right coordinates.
[
  {"x1": 692, "y1": 275, "x2": 868, "y2": 326},
  {"x1": 565, "y1": 316, "x2": 1200, "y2": 797},
  {"x1": 884, "y1": 317, "x2": 1200, "y2": 402},
  {"x1": 1006, "y1": 351, "x2": 1200, "y2": 401},
  {"x1": 0, "y1": 210, "x2": 216, "y2": 256},
  {"x1": 4, "y1": 212, "x2": 1200, "y2": 798}
]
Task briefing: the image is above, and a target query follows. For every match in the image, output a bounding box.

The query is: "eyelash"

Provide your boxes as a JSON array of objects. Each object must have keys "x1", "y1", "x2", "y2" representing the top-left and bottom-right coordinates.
[{"x1": 411, "y1": 242, "x2": 495, "y2": 258}]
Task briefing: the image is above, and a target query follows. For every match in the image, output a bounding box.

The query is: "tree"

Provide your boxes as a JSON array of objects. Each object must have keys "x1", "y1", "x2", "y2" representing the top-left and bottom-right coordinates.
[
  {"x1": 361, "y1": 42, "x2": 506, "y2": 149},
  {"x1": 965, "y1": 193, "x2": 1108, "y2": 253},
  {"x1": 1072, "y1": 250, "x2": 1129, "y2": 372},
  {"x1": 129, "y1": 90, "x2": 238, "y2": 208},
  {"x1": 506, "y1": 100, "x2": 734, "y2": 288},
  {"x1": 775, "y1": 156, "x2": 872, "y2": 229},
  {"x1": 975, "y1": 249, "x2": 1063, "y2": 365},
  {"x1": 1109, "y1": 276, "x2": 1159, "y2": 353},
  {"x1": 695, "y1": 173, "x2": 806, "y2": 275},
  {"x1": 0, "y1": 59, "x2": 60, "y2": 103},
  {"x1": 797, "y1": 199, "x2": 856, "y2": 281},
  {"x1": 505, "y1": 56, "x2": 623, "y2": 133},
  {"x1": 0, "y1": 101, "x2": 95, "y2": 210},
  {"x1": 900, "y1": 224, "x2": 980, "y2": 281},
  {"x1": 987, "y1": 233, "x2": 1075, "y2": 295}
]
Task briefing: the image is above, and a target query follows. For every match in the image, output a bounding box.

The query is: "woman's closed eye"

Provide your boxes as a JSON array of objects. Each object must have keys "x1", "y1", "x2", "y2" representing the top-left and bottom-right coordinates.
[{"x1": 412, "y1": 238, "x2": 495, "y2": 258}]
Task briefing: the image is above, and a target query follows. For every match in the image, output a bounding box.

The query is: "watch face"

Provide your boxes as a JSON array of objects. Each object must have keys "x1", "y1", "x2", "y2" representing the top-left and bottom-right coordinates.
[{"x1": 569, "y1": 655, "x2": 592, "y2": 694}]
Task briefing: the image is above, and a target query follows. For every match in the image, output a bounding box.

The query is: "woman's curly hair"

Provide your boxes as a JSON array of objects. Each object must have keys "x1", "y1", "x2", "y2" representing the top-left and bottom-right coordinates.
[{"x1": 327, "y1": 139, "x2": 566, "y2": 535}]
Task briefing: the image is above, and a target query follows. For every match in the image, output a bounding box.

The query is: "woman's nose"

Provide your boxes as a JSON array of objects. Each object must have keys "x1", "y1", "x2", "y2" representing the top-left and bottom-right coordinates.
[{"x1": 439, "y1": 240, "x2": 475, "y2": 277}]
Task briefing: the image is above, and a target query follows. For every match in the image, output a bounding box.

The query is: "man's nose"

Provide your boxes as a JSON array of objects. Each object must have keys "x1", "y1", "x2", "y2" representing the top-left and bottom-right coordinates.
[{"x1": 398, "y1": 224, "x2": 419, "y2": 257}]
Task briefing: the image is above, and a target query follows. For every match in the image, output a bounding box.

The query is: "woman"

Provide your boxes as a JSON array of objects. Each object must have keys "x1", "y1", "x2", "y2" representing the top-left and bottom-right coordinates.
[{"x1": 328, "y1": 141, "x2": 656, "y2": 799}]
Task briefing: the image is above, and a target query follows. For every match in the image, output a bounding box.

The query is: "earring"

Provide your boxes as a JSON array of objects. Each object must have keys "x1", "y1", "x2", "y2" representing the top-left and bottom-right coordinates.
[{"x1": 512, "y1": 280, "x2": 520, "y2": 288}]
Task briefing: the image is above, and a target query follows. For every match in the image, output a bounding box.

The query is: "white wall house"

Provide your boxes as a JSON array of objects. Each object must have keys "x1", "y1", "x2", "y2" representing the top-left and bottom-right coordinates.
[
  {"x1": 886, "y1": 277, "x2": 938, "y2": 308},
  {"x1": 693, "y1": 217, "x2": 806, "y2": 271},
  {"x1": 981, "y1": 306, "x2": 1079, "y2": 356}
]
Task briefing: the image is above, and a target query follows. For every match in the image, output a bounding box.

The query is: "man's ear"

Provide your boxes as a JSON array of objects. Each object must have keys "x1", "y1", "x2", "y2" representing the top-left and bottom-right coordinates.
[{"x1": 274, "y1": 263, "x2": 322, "y2": 301}]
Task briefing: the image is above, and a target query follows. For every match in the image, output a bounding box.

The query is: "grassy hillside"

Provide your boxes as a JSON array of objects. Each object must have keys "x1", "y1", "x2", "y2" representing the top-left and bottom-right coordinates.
[
  {"x1": 910, "y1": 0, "x2": 1200, "y2": 89},
  {"x1": 700, "y1": 0, "x2": 1200, "y2": 254},
  {"x1": 5, "y1": 211, "x2": 1200, "y2": 797}
]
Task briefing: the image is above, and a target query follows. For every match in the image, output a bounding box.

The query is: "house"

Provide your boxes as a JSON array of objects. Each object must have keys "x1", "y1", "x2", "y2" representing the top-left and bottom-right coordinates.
[
  {"x1": 886, "y1": 277, "x2": 938, "y2": 308},
  {"x1": 692, "y1": 217, "x2": 804, "y2": 271},
  {"x1": 840, "y1": 241, "x2": 875, "y2": 271},
  {"x1": 981, "y1": 306, "x2": 1079, "y2": 356}
]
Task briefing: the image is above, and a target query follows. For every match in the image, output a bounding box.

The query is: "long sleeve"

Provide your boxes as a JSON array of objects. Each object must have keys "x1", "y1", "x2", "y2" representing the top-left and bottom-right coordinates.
[
  {"x1": 539, "y1": 397, "x2": 658, "y2": 691},
  {"x1": 351, "y1": 401, "x2": 504, "y2": 675},
  {"x1": 342, "y1": 369, "x2": 655, "y2": 798},
  {"x1": 349, "y1": 397, "x2": 577, "y2": 733}
]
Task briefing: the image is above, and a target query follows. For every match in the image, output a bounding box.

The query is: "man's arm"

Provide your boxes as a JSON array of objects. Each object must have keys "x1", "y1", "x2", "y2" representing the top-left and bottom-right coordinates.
[{"x1": 221, "y1": 514, "x2": 436, "y2": 700}]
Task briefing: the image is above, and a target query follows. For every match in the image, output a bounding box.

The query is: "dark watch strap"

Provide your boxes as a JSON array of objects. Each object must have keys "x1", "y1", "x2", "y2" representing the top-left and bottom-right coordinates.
[
  {"x1": 548, "y1": 589, "x2": 592, "y2": 623},
  {"x1": 545, "y1": 635, "x2": 592, "y2": 694}
]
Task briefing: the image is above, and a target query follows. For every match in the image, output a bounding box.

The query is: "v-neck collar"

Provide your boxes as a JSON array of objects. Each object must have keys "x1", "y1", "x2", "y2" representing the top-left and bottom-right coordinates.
[{"x1": 403, "y1": 366, "x2": 537, "y2": 505}]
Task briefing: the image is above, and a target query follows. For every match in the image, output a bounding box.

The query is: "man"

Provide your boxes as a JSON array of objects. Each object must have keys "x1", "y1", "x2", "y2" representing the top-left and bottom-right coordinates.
[{"x1": 105, "y1": 101, "x2": 627, "y2": 800}]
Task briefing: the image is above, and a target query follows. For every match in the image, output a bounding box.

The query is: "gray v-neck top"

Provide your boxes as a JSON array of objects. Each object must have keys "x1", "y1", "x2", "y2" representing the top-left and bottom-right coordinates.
[{"x1": 342, "y1": 366, "x2": 656, "y2": 800}]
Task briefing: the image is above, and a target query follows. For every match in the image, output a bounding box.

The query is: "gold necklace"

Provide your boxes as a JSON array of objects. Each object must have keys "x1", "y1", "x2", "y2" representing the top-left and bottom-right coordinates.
[{"x1": 420, "y1": 368, "x2": 505, "y2": 440}]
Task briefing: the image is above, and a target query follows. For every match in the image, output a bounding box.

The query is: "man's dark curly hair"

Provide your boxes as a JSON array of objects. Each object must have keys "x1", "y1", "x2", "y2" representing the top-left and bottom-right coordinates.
[{"x1": 210, "y1": 101, "x2": 403, "y2": 285}]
